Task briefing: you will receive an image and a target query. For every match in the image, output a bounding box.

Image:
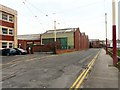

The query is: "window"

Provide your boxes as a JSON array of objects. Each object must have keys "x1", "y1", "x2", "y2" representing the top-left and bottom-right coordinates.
[
  {"x1": 9, "y1": 29, "x2": 13, "y2": 35},
  {"x1": 9, "y1": 16, "x2": 13, "y2": 22},
  {"x1": 2, "y1": 13, "x2": 8, "y2": 20},
  {"x1": 2, "y1": 42, "x2": 7, "y2": 48},
  {"x1": 2, "y1": 28, "x2": 8, "y2": 34},
  {"x1": 9, "y1": 43, "x2": 13, "y2": 48}
]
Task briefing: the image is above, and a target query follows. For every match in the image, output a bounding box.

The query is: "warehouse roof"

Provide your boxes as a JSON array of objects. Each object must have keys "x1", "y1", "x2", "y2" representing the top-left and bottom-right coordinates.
[
  {"x1": 44, "y1": 28, "x2": 77, "y2": 34},
  {"x1": 18, "y1": 34, "x2": 41, "y2": 40}
]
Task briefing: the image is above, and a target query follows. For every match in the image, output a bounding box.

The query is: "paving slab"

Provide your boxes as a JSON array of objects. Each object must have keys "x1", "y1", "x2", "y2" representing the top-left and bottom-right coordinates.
[{"x1": 83, "y1": 49, "x2": 119, "y2": 88}]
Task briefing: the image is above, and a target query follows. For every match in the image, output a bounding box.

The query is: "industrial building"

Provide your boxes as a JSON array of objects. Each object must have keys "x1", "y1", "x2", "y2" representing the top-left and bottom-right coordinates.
[
  {"x1": 0, "y1": 4, "x2": 17, "y2": 49},
  {"x1": 41, "y1": 28, "x2": 89, "y2": 51},
  {"x1": 18, "y1": 28, "x2": 89, "y2": 53},
  {"x1": 18, "y1": 34, "x2": 41, "y2": 50},
  {"x1": 89, "y1": 39, "x2": 103, "y2": 48}
]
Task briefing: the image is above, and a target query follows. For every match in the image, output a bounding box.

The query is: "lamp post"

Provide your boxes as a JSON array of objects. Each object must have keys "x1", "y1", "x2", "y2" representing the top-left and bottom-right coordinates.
[
  {"x1": 105, "y1": 13, "x2": 108, "y2": 54},
  {"x1": 54, "y1": 20, "x2": 57, "y2": 54},
  {"x1": 54, "y1": 20, "x2": 56, "y2": 42},
  {"x1": 112, "y1": 0, "x2": 117, "y2": 65}
]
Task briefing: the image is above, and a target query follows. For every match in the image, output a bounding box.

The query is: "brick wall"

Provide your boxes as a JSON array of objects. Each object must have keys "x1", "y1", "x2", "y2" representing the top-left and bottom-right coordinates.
[
  {"x1": 74, "y1": 28, "x2": 89, "y2": 51},
  {"x1": 18, "y1": 40, "x2": 27, "y2": 49},
  {"x1": 0, "y1": 35, "x2": 14, "y2": 41},
  {"x1": 74, "y1": 28, "x2": 81, "y2": 50},
  {"x1": 56, "y1": 49, "x2": 76, "y2": 54},
  {"x1": 90, "y1": 40, "x2": 101, "y2": 48},
  {"x1": 1, "y1": 20, "x2": 14, "y2": 28},
  {"x1": 18, "y1": 40, "x2": 41, "y2": 49}
]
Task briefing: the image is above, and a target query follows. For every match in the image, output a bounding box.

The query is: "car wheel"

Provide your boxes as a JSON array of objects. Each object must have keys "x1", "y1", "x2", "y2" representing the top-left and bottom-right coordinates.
[
  {"x1": 7, "y1": 53, "x2": 10, "y2": 56},
  {"x1": 19, "y1": 52, "x2": 22, "y2": 55}
]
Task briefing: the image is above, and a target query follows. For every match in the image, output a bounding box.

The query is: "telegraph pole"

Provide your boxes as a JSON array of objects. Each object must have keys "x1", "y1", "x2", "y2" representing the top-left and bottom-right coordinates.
[
  {"x1": 54, "y1": 20, "x2": 56, "y2": 42},
  {"x1": 53, "y1": 20, "x2": 57, "y2": 54},
  {"x1": 112, "y1": 0, "x2": 117, "y2": 65},
  {"x1": 105, "y1": 13, "x2": 108, "y2": 54}
]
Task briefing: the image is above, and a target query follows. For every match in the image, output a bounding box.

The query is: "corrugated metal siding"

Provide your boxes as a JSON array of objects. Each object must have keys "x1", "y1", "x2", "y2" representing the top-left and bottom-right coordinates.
[{"x1": 41, "y1": 32, "x2": 74, "y2": 47}]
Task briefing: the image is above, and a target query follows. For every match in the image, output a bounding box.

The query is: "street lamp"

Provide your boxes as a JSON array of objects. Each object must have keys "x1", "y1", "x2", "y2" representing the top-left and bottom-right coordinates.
[
  {"x1": 112, "y1": 0, "x2": 117, "y2": 64},
  {"x1": 52, "y1": 13, "x2": 57, "y2": 42},
  {"x1": 53, "y1": 12, "x2": 57, "y2": 54},
  {"x1": 105, "y1": 13, "x2": 108, "y2": 54},
  {"x1": 54, "y1": 20, "x2": 56, "y2": 42}
]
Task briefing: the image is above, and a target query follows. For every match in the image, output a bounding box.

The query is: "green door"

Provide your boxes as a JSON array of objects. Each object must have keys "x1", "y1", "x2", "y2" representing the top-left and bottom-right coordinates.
[{"x1": 60, "y1": 37, "x2": 67, "y2": 50}]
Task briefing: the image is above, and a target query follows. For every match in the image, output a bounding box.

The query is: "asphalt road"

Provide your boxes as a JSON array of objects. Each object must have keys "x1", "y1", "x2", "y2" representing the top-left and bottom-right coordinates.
[
  {"x1": 1, "y1": 52, "x2": 52, "y2": 65},
  {"x1": 2, "y1": 49, "x2": 99, "y2": 88}
]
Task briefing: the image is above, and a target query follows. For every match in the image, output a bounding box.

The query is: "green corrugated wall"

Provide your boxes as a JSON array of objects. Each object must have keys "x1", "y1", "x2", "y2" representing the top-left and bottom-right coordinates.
[{"x1": 41, "y1": 32, "x2": 74, "y2": 48}]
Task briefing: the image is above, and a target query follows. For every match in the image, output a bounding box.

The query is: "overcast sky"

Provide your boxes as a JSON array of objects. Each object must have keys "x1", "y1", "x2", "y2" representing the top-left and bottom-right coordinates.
[{"x1": 0, "y1": 0, "x2": 120, "y2": 40}]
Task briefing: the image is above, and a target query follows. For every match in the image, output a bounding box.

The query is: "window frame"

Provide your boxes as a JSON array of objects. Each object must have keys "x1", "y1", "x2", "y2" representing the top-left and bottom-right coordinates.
[
  {"x1": 2, "y1": 42, "x2": 7, "y2": 48},
  {"x1": 2, "y1": 28, "x2": 8, "y2": 35},
  {"x1": 9, "y1": 29, "x2": 13, "y2": 35},
  {"x1": 9, "y1": 43, "x2": 13, "y2": 48},
  {"x1": 2, "y1": 13, "x2": 8, "y2": 21},
  {"x1": 9, "y1": 15, "x2": 14, "y2": 22}
]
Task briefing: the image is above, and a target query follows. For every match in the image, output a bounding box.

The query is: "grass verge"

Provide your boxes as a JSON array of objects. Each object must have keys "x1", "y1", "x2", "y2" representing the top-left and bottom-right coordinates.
[
  {"x1": 115, "y1": 62, "x2": 120, "y2": 71},
  {"x1": 108, "y1": 49, "x2": 120, "y2": 71},
  {"x1": 118, "y1": 50, "x2": 120, "y2": 57}
]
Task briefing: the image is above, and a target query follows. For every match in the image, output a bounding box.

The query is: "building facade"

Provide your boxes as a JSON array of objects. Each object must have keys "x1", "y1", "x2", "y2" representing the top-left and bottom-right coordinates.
[
  {"x1": 41, "y1": 28, "x2": 89, "y2": 51},
  {"x1": 0, "y1": 4, "x2": 17, "y2": 49},
  {"x1": 17, "y1": 28, "x2": 89, "y2": 53},
  {"x1": 89, "y1": 39, "x2": 103, "y2": 48},
  {"x1": 18, "y1": 34, "x2": 41, "y2": 50},
  {"x1": 41, "y1": 28, "x2": 75, "y2": 50}
]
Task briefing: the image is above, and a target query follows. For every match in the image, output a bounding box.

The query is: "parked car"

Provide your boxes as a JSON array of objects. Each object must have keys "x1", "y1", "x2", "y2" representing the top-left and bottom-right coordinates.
[
  {"x1": 1, "y1": 48, "x2": 16, "y2": 56},
  {"x1": 14, "y1": 48, "x2": 28, "y2": 55}
]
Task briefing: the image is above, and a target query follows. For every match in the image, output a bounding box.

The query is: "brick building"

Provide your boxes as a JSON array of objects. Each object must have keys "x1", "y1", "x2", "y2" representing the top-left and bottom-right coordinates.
[
  {"x1": 41, "y1": 28, "x2": 89, "y2": 51},
  {"x1": 18, "y1": 34, "x2": 41, "y2": 50},
  {"x1": 0, "y1": 4, "x2": 17, "y2": 49},
  {"x1": 18, "y1": 28, "x2": 89, "y2": 53},
  {"x1": 89, "y1": 39, "x2": 103, "y2": 48}
]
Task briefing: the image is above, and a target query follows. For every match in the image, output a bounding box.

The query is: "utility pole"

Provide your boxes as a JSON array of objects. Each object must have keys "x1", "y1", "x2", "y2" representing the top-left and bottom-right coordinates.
[
  {"x1": 105, "y1": 13, "x2": 108, "y2": 54},
  {"x1": 54, "y1": 20, "x2": 56, "y2": 42},
  {"x1": 112, "y1": 0, "x2": 117, "y2": 65},
  {"x1": 53, "y1": 20, "x2": 57, "y2": 54}
]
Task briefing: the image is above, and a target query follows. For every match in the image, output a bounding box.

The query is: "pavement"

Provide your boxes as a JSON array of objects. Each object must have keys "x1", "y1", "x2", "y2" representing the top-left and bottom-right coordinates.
[{"x1": 83, "y1": 49, "x2": 119, "y2": 88}]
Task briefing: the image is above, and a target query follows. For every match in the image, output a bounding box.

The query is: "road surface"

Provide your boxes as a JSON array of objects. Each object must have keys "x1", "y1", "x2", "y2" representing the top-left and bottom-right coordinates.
[{"x1": 2, "y1": 49, "x2": 99, "y2": 88}]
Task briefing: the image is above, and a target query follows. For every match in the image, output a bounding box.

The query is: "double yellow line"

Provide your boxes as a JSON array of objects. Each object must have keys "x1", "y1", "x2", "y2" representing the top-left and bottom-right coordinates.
[{"x1": 70, "y1": 51, "x2": 100, "y2": 90}]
